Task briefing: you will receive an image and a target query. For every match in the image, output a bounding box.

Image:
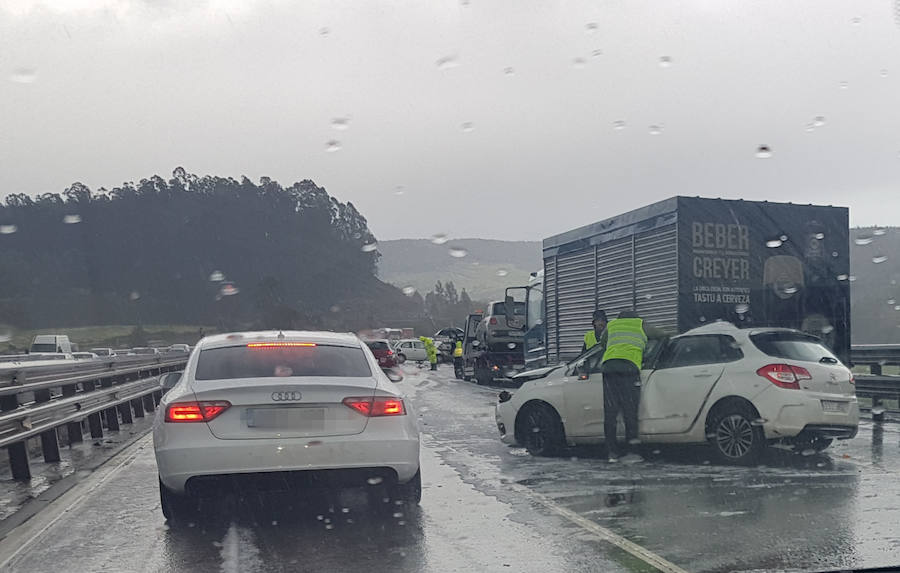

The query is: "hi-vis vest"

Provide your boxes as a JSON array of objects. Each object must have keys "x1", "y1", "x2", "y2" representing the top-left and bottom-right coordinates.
[
  {"x1": 584, "y1": 330, "x2": 600, "y2": 350},
  {"x1": 453, "y1": 341, "x2": 463, "y2": 357},
  {"x1": 601, "y1": 318, "x2": 647, "y2": 369}
]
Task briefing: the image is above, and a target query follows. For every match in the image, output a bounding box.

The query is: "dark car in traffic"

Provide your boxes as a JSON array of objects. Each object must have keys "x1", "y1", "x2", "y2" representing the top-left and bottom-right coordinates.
[{"x1": 365, "y1": 339, "x2": 398, "y2": 368}]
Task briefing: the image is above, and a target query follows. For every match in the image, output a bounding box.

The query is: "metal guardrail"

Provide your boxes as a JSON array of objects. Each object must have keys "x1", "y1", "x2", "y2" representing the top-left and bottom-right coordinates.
[{"x1": 0, "y1": 354, "x2": 188, "y2": 480}]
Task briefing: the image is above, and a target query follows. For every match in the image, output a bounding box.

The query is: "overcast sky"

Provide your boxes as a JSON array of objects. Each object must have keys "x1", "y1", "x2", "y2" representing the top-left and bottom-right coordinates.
[{"x1": 2, "y1": 0, "x2": 899, "y2": 241}]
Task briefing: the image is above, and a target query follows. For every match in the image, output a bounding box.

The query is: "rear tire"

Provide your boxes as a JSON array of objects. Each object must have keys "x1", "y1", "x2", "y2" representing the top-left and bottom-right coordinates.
[
  {"x1": 397, "y1": 353, "x2": 407, "y2": 364},
  {"x1": 159, "y1": 478, "x2": 197, "y2": 522},
  {"x1": 519, "y1": 403, "x2": 565, "y2": 457},
  {"x1": 707, "y1": 402, "x2": 765, "y2": 465},
  {"x1": 391, "y1": 469, "x2": 422, "y2": 506}
]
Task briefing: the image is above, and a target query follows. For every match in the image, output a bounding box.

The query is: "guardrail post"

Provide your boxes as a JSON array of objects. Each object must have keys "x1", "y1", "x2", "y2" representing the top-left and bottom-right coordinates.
[
  {"x1": 1, "y1": 395, "x2": 31, "y2": 480},
  {"x1": 142, "y1": 393, "x2": 156, "y2": 413},
  {"x1": 872, "y1": 364, "x2": 883, "y2": 376},
  {"x1": 118, "y1": 401, "x2": 133, "y2": 424},
  {"x1": 61, "y1": 384, "x2": 83, "y2": 445},
  {"x1": 34, "y1": 389, "x2": 61, "y2": 463},
  {"x1": 100, "y1": 377, "x2": 120, "y2": 431},
  {"x1": 82, "y1": 380, "x2": 103, "y2": 439},
  {"x1": 132, "y1": 397, "x2": 145, "y2": 418}
]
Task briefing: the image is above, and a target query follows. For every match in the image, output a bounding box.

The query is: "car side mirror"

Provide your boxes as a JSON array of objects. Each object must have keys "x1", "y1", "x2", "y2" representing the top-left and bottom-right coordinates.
[
  {"x1": 383, "y1": 368, "x2": 404, "y2": 383},
  {"x1": 160, "y1": 371, "x2": 183, "y2": 391}
]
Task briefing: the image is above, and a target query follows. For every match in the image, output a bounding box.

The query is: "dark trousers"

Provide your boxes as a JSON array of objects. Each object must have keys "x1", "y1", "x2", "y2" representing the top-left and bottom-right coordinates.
[{"x1": 602, "y1": 362, "x2": 641, "y2": 456}]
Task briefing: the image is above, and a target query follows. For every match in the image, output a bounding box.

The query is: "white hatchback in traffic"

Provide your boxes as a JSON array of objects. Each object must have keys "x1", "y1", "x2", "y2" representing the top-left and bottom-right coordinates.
[
  {"x1": 495, "y1": 323, "x2": 859, "y2": 464},
  {"x1": 153, "y1": 331, "x2": 420, "y2": 519}
]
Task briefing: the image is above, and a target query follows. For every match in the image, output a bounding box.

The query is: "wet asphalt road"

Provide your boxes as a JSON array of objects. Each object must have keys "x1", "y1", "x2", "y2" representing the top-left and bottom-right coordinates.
[{"x1": 2, "y1": 364, "x2": 900, "y2": 573}]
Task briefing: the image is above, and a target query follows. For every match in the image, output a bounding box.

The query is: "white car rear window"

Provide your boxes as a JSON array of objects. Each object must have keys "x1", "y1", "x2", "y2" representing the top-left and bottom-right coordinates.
[
  {"x1": 195, "y1": 344, "x2": 372, "y2": 380},
  {"x1": 750, "y1": 332, "x2": 839, "y2": 363}
]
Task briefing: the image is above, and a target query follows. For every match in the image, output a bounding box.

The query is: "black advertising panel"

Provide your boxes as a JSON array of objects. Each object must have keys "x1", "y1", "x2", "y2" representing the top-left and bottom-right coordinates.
[{"x1": 676, "y1": 197, "x2": 851, "y2": 363}]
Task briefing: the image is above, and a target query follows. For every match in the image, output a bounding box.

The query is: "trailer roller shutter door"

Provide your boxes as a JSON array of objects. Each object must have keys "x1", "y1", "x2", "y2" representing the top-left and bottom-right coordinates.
[
  {"x1": 634, "y1": 224, "x2": 678, "y2": 332},
  {"x1": 555, "y1": 249, "x2": 597, "y2": 361},
  {"x1": 544, "y1": 257, "x2": 558, "y2": 362},
  {"x1": 596, "y1": 236, "x2": 635, "y2": 324}
]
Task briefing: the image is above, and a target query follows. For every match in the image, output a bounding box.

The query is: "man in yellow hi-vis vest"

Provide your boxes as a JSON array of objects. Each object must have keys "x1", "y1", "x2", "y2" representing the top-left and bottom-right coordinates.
[
  {"x1": 582, "y1": 309, "x2": 608, "y2": 353},
  {"x1": 453, "y1": 340, "x2": 464, "y2": 379},
  {"x1": 596, "y1": 310, "x2": 666, "y2": 462}
]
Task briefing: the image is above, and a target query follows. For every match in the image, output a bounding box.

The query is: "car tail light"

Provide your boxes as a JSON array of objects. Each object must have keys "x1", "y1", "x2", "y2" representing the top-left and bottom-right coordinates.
[
  {"x1": 386, "y1": 349, "x2": 393, "y2": 355},
  {"x1": 849, "y1": 373, "x2": 855, "y2": 385},
  {"x1": 489, "y1": 317, "x2": 498, "y2": 325},
  {"x1": 343, "y1": 396, "x2": 406, "y2": 417},
  {"x1": 165, "y1": 401, "x2": 231, "y2": 422},
  {"x1": 755, "y1": 364, "x2": 811, "y2": 390}
]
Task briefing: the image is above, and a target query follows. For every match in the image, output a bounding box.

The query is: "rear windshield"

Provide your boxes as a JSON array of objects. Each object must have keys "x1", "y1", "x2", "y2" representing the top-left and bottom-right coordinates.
[
  {"x1": 195, "y1": 344, "x2": 372, "y2": 379},
  {"x1": 366, "y1": 341, "x2": 389, "y2": 351},
  {"x1": 492, "y1": 302, "x2": 525, "y2": 316},
  {"x1": 750, "y1": 332, "x2": 840, "y2": 363}
]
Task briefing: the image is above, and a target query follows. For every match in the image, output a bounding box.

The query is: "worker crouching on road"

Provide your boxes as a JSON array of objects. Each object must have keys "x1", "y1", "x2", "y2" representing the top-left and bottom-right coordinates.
[
  {"x1": 595, "y1": 310, "x2": 666, "y2": 463},
  {"x1": 420, "y1": 336, "x2": 438, "y2": 371}
]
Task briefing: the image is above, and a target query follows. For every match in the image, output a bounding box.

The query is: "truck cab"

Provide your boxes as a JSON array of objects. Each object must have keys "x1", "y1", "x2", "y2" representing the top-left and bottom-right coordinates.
[{"x1": 30, "y1": 334, "x2": 73, "y2": 354}]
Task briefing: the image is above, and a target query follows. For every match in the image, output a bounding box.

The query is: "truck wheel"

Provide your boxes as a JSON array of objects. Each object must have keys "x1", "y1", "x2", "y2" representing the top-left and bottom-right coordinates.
[
  {"x1": 159, "y1": 478, "x2": 197, "y2": 522},
  {"x1": 707, "y1": 402, "x2": 765, "y2": 465},
  {"x1": 519, "y1": 403, "x2": 565, "y2": 457}
]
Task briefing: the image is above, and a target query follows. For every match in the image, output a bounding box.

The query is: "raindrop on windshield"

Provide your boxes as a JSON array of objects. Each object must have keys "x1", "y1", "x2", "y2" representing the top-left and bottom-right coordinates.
[
  {"x1": 507, "y1": 342, "x2": 517, "y2": 349},
  {"x1": 209, "y1": 271, "x2": 224, "y2": 282},
  {"x1": 572, "y1": 57, "x2": 586, "y2": 68},
  {"x1": 361, "y1": 242, "x2": 378, "y2": 252},
  {"x1": 0, "y1": 225, "x2": 18, "y2": 235},
  {"x1": 402, "y1": 286, "x2": 417, "y2": 296},
  {"x1": 496, "y1": 269, "x2": 508, "y2": 277},
  {"x1": 63, "y1": 214, "x2": 82, "y2": 224},
  {"x1": 889, "y1": 298, "x2": 899, "y2": 306},
  {"x1": 613, "y1": 120, "x2": 627, "y2": 131},
  {"x1": 448, "y1": 246, "x2": 468, "y2": 258},
  {"x1": 855, "y1": 236, "x2": 873, "y2": 245},
  {"x1": 848, "y1": 275, "x2": 857, "y2": 282},
  {"x1": 839, "y1": 81, "x2": 849, "y2": 89},
  {"x1": 880, "y1": 69, "x2": 888, "y2": 78},
  {"x1": 367, "y1": 476, "x2": 383, "y2": 485},
  {"x1": 779, "y1": 234, "x2": 788, "y2": 242},
  {"x1": 592, "y1": 49, "x2": 603, "y2": 58},
  {"x1": 648, "y1": 125, "x2": 663, "y2": 135},
  {"x1": 220, "y1": 283, "x2": 240, "y2": 296},
  {"x1": 585, "y1": 22, "x2": 598, "y2": 33},
  {"x1": 503, "y1": 67, "x2": 515, "y2": 76},
  {"x1": 436, "y1": 55, "x2": 459, "y2": 70},
  {"x1": 699, "y1": 316, "x2": 706, "y2": 322},
  {"x1": 658, "y1": 56, "x2": 673, "y2": 68},
  {"x1": 325, "y1": 524, "x2": 334, "y2": 530},
  {"x1": 837, "y1": 274, "x2": 849, "y2": 281},
  {"x1": 801, "y1": 449, "x2": 816, "y2": 456},
  {"x1": 460, "y1": 122, "x2": 475, "y2": 132},
  {"x1": 431, "y1": 233, "x2": 448, "y2": 245},
  {"x1": 319, "y1": 27, "x2": 330, "y2": 36},
  {"x1": 895, "y1": 305, "x2": 900, "y2": 311},
  {"x1": 331, "y1": 117, "x2": 351, "y2": 130},
  {"x1": 766, "y1": 239, "x2": 783, "y2": 248},
  {"x1": 9, "y1": 68, "x2": 37, "y2": 84},
  {"x1": 735, "y1": 303, "x2": 749, "y2": 314},
  {"x1": 755, "y1": 145, "x2": 773, "y2": 158},
  {"x1": 329, "y1": 305, "x2": 341, "y2": 313},
  {"x1": 873, "y1": 228, "x2": 887, "y2": 236},
  {"x1": 851, "y1": 16, "x2": 862, "y2": 25},
  {"x1": 822, "y1": 325, "x2": 835, "y2": 334},
  {"x1": 873, "y1": 255, "x2": 889, "y2": 264},
  {"x1": 393, "y1": 186, "x2": 405, "y2": 196},
  {"x1": 783, "y1": 285, "x2": 799, "y2": 295},
  {"x1": 325, "y1": 140, "x2": 342, "y2": 152},
  {"x1": 130, "y1": 291, "x2": 141, "y2": 301},
  {"x1": 814, "y1": 232, "x2": 825, "y2": 240},
  {"x1": 812, "y1": 116, "x2": 826, "y2": 128}
]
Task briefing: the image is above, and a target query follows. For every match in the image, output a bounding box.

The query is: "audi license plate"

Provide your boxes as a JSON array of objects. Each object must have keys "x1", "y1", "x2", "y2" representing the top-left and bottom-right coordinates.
[
  {"x1": 821, "y1": 400, "x2": 849, "y2": 413},
  {"x1": 247, "y1": 407, "x2": 325, "y2": 429}
]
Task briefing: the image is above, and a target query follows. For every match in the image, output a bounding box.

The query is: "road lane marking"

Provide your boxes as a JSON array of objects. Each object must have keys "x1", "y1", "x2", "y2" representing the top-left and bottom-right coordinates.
[
  {"x1": 0, "y1": 434, "x2": 151, "y2": 571},
  {"x1": 507, "y1": 482, "x2": 691, "y2": 573}
]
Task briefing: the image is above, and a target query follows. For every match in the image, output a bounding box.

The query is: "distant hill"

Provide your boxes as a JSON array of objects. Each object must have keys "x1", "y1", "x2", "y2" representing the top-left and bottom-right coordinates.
[
  {"x1": 377, "y1": 239, "x2": 542, "y2": 301},
  {"x1": 850, "y1": 227, "x2": 900, "y2": 344}
]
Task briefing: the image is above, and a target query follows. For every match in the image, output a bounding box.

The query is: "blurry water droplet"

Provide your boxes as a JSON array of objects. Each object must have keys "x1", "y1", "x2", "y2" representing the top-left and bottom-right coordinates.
[
  {"x1": 9, "y1": 68, "x2": 37, "y2": 84},
  {"x1": 702, "y1": 460, "x2": 711, "y2": 465},
  {"x1": 63, "y1": 214, "x2": 82, "y2": 224},
  {"x1": 801, "y1": 448, "x2": 816, "y2": 456},
  {"x1": 342, "y1": 507, "x2": 350, "y2": 513},
  {"x1": 591, "y1": 49, "x2": 603, "y2": 58},
  {"x1": 805, "y1": 124, "x2": 816, "y2": 132},
  {"x1": 507, "y1": 342, "x2": 517, "y2": 349},
  {"x1": 436, "y1": 55, "x2": 459, "y2": 70},
  {"x1": 613, "y1": 120, "x2": 627, "y2": 131},
  {"x1": 271, "y1": 520, "x2": 278, "y2": 525},
  {"x1": 880, "y1": 69, "x2": 888, "y2": 78},
  {"x1": 783, "y1": 285, "x2": 799, "y2": 295},
  {"x1": 706, "y1": 432, "x2": 717, "y2": 439},
  {"x1": 816, "y1": 462, "x2": 826, "y2": 467},
  {"x1": 837, "y1": 274, "x2": 849, "y2": 281},
  {"x1": 496, "y1": 269, "x2": 508, "y2": 277},
  {"x1": 460, "y1": 122, "x2": 474, "y2": 132},
  {"x1": 329, "y1": 305, "x2": 341, "y2": 313},
  {"x1": 392, "y1": 512, "x2": 403, "y2": 518},
  {"x1": 448, "y1": 246, "x2": 468, "y2": 258},
  {"x1": 658, "y1": 56, "x2": 672, "y2": 67},
  {"x1": 699, "y1": 316, "x2": 706, "y2": 322},
  {"x1": 130, "y1": 291, "x2": 141, "y2": 301},
  {"x1": 873, "y1": 228, "x2": 886, "y2": 236},
  {"x1": 839, "y1": 81, "x2": 849, "y2": 89},
  {"x1": 572, "y1": 57, "x2": 586, "y2": 68},
  {"x1": 814, "y1": 232, "x2": 825, "y2": 240},
  {"x1": 325, "y1": 140, "x2": 342, "y2": 152},
  {"x1": 851, "y1": 16, "x2": 862, "y2": 25},
  {"x1": 855, "y1": 236, "x2": 873, "y2": 245},
  {"x1": 220, "y1": 283, "x2": 240, "y2": 296},
  {"x1": 0, "y1": 225, "x2": 18, "y2": 235},
  {"x1": 873, "y1": 255, "x2": 889, "y2": 264},
  {"x1": 402, "y1": 286, "x2": 417, "y2": 296},
  {"x1": 361, "y1": 242, "x2": 378, "y2": 252},
  {"x1": 352, "y1": 232, "x2": 362, "y2": 239},
  {"x1": 848, "y1": 275, "x2": 857, "y2": 282},
  {"x1": 648, "y1": 125, "x2": 663, "y2": 135},
  {"x1": 735, "y1": 303, "x2": 749, "y2": 314},
  {"x1": 331, "y1": 117, "x2": 350, "y2": 130},
  {"x1": 766, "y1": 239, "x2": 783, "y2": 248},
  {"x1": 319, "y1": 27, "x2": 330, "y2": 36},
  {"x1": 652, "y1": 449, "x2": 661, "y2": 454},
  {"x1": 894, "y1": 305, "x2": 900, "y2": 311},
  {"x1": 812, "y1": 116, "x2": 826, "y2": 128},
  {"x1": 644, "y1": 294, "x2": 653, "y2": 300},
  {"x1": 325, "y1": 524, "x2": 334, "y2": 530},
  {"x1": 503, "y1": 67, "x2": 515, "y2": 76},
  {"x1": 755, "y1": 145, "x2": 772, "y2": 158},
  {"x1": 821, "y1": 325, "x2": 835, "y2": 334},
  {"x1": 779, "y1": 234, "x2": 788, "y2": 242},
  {"x1": 832, "y1": 251, "x2": 839, "y2": 257},
  {"x1": 367, "y1": 476, "x2": 384, "y2": 485},
  {"x1": 585, "y1": 22, "x2": 598, "y2": 32},
  {"x1": 532, "y1": 427, "x2": 541, "y2": 433},
  {"x1": 751, "y1": 418, "x2": 766, "y2": 426},
  {"x1": 431, "y1": 233, "x2": 448, "y2": 245},
  {"x1": 317, "y1": 515, "x2": 324, "y2": 520}
]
